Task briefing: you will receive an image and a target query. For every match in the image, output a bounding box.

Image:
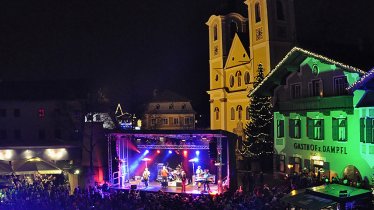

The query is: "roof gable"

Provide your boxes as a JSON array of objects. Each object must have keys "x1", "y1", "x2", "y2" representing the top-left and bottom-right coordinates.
[
  {"x1": 224, "y1": 33, "x2": 250, "y2": 69},
  {"x1": 250, "y1": 47, "x2": 364, "y2": 97}
]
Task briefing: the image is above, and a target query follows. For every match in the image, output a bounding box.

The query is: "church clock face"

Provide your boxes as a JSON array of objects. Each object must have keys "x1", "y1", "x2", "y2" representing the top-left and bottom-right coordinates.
[
  {"x1": 255, "y1": 27, "x2": 263, "y2": 41},
  {"x1": 214, "y1": 46, "x2": 219, "y2": 55}
]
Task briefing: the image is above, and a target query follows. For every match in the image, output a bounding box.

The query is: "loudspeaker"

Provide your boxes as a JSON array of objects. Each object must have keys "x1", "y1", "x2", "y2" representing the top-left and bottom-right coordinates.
[
  {"x1": 131, "y1": 185, "x2": 137, "y2": 190},
  {"x1": 209, "y1": 140, "x2": 217, "y2": 159}
]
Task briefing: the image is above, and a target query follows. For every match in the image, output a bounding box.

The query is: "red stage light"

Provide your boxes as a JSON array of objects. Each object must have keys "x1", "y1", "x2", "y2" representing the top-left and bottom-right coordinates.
[
  {"x1": 157, "y1": 150, "x2": 160, "y2": 154},
  {"x1": 183, "y1": 150, "x2": 187, "y2": 157}
]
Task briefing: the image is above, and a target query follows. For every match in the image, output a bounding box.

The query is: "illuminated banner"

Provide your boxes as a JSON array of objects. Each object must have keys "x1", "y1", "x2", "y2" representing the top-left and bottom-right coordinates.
[{"x1": 293, "y1": 143, "x2": 347, "y2": 154}]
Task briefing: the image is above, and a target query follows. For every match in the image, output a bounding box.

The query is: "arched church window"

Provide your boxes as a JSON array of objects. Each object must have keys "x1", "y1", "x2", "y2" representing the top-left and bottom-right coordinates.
[
  {"x1": 214, "y1": 107, "x2": 220, "y2": 120},
  {"x1": 246, "y1": 106, "x2": 250, "y2": 120},
  {"x1": 213, "y1": 24, "x2": 218, "y2": 41},
  {"x1": 255, "y1": 2, "x2": 261, "y2": 23},
  {"x1": 230, "y1": 21, "x2": 238, "y2": 39},
  {"x1": 276, "y1": 0, "x2": 285, "y2": 20},
  {"x1": 237, "y1": 105, "x2": 243, "y2": 120},
  {"x1": 236, "y1": 71, "x2": 242, "y2": 87},
  {"x1": 230, "y1": 75, "x2": 234, "y2": 87},
  {"x1": 244, "y1": 71, "x2": 250, "y2": 84},
  {"x1": 231, "y1": 107, "x2": 235, "y2": 120}
]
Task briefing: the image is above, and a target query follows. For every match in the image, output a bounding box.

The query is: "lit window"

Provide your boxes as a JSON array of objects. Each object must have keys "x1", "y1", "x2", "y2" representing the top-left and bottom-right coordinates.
[
  {"x1": 334, "y1": 76, "x2": 348, "y2": 96},
  {"x1": 237, "y1": 105, "x2": 243, "y2": 120},
  {"x1": 307, "y1": 118, "x2": 324, "y2": 140},
  {"x1": 291, "y1": 84, "x2": 301, "y2": 99},
  {"x1": 214, "y1": 107, "x2": 220, "y2": 120},
  {"x1": 255, "y1": 2, "x2": 261, "y2": 23},
  {"x1": 289, "y1": 119, "x2": 301, "y2": 139},
  {"x1": 236, "y1": 71, "x2": 242, "y2": 87},
  {"x1": 173, "y1": 118, "x2": 179, "y2": 125},
  {"x1": 213, "y1": 24, "x2": 218, "y2": 41},
  {"x1": 38, "y1": 108, "x2": 45, "y2": 118},
  {"x1": 230, "y1": 75, "x2": 234, "y2": 87},
  {"x1": 277, "y1": 120, "x2": 284, "y2": 138},
  {"x1": 332, "y1": 118, "x2": 347, "y2": 141},
  {"x1": 244, "y1": 72, "x2": 250, "y2": 84}
]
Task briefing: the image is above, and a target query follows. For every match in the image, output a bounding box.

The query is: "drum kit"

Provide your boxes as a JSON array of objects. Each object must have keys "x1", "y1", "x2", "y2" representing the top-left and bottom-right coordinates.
[{"x1": 165, "y1": 164, "x2": 182, "y2": 181}]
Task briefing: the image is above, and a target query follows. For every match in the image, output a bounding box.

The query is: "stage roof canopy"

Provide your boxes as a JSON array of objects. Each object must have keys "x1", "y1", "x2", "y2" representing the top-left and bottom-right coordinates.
[{"x1": 109, "y1": 129, "x2": 236, "y2": 139}]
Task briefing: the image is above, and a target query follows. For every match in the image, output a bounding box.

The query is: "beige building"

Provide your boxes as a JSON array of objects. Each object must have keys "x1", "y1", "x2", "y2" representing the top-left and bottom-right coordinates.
[
  {"x1": 206, "y1": 0, "x2": 296, "y2": 134},
  {"x1": 142, "y1": 90, "x2": 196, "y2": 130}
]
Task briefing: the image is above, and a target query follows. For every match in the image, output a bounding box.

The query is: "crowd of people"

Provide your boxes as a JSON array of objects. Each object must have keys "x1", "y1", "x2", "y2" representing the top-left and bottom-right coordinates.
[{"x1": 0, "y1": 171, "x2": 371, "y2": 210}]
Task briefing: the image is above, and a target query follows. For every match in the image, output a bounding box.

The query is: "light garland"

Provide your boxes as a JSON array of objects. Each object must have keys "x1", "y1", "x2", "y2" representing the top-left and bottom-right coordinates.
[
  {"x1": 347, "y1": 67, "x2": 374, "y2": 91},
  {"x1": 249, "y1": 46, "x2": 365, "y2": 97}
]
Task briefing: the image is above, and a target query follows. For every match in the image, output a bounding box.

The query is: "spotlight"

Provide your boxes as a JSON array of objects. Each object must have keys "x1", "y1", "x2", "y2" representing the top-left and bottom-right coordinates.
[
  {"x1": 183, "y1": 150, "x2": 187, "y2": 156},
  {"x1": 157, "y1": 150, "x2": 161, "y2": 154},
  {"x1": 145, "y1": 150, "x2": 149, "y2": 154},
  {"x1": 168, "y1": 150, "x2": 172, "y2": 154},
  {"x1": 196, "y1": 151, "x2": 200, "y2": 156}
]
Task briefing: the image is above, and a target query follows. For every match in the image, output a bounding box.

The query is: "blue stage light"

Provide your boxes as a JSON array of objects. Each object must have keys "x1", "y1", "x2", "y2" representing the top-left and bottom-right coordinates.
[
  {"x1": 145, "y1": 150, "x2": 149, "y2": 154},
  {"x1": 196, "y1": 151, "x2": 200, "y2": 156},
  {"x1": 168, "y1": 150, "x2": 172, "y2": 154}
]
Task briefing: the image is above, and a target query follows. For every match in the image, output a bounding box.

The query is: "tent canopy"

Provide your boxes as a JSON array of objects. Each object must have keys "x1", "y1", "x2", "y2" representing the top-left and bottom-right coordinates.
[
  {"x1": 14, "y1": 157, "x2": 62, "y2": 175},
  {"x1": 0, "y1": 160, "x2": 13, "y2": 175}
]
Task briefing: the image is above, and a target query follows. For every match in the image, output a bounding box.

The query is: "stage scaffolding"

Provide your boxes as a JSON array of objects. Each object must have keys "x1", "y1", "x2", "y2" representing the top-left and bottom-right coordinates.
[{"x1": 107, "y1": 130, "x2": 236, "y2": 192}]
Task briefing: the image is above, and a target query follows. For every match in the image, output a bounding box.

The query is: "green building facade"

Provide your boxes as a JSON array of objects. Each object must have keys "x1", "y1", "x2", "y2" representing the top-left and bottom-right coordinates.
[{"x1": 252, "y1": 47, "x2": 374, "y2": 185}]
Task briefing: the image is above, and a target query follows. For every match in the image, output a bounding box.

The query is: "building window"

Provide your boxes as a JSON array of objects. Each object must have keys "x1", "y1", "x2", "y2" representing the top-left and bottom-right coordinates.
[
  {"x1": 151, "y1": 118, "x2": 156, "y2": 125},
  {"x1": 173, "y1": 118, "x2": 179, "y2": 125},
  {"x1": 307, "y1": 118, "x2": 324, "y2": 140},
  {"x1": 156, "y1": 104, "x2": 160, "y2": 110},
  {"x1": 162, "y1": 118, "x2": 168, "y2": 125},
  {"x1": 332, "y1": 118, "x2": 347, "y2": 141},
  {"x1": 14, "y1": 109, "x2": 20, "y2": 117},
  {"x1": 290, "y1": 84, "x2": 301, "y2": 99},
  {"x1": 309, "y1": 80, "x2": 322, "y2": 97},
  {"x1": 14, "y1": 129, "x2": 21, "y2": 140},
  {"x1": 38, "y1": 108, "x2": 45, "y2": 118},
  {"x1": 244, "y1": 72, "x2": 250, "y2": 84},
  {"x1": 277, "y1": 119, "x2": 284, "y2": 138},
  {"x1": 246, "y1": 106, "x2": 250, "y2": 120},
  {"x1": 334, "y1": 76, "x2": 348, "y2": 96},
  {"x1": 213, "y1": 24, "x2": 218, "y2": 41},
  {"x1": 184, "y1": 117, "x2": 193, "y2": 125},
  {"x1": 364, "y1": 118, "x2": 374, "y2": 144},
  {"x1": 230, "y1": 75, "x2": 234, "y2": 87},
  {"x1": 169, "y1": 104, "x2": 174, "y2": 109},
  {"x1": 95, "y1": 114, "x2": 101, "y2": 121},
  {"x1": 255, "y1": 2, "x2": 261, "y2": 23},
  {"x1": 0, "y1": 109, "x2": 6, "y2": 117},
  {"x1": 214, "y1": 107, "x2": 220, "y2": 120},
  {"x1": 289, "y1": 119, "x2": 301, "y2": 139},
  {"x1": 231, "y1": 107, "x2": 235, "y2": 120},
  {"x1": 276, "y1": 0, "x2": 285, "y2": 20},
  {"x1": 0, "y1": 129, "x2": 7, "y2": 140},
  {"x1": 38, "y1": 129, "x2": 46, "y2": 140},
  {"x1": 360, "y1": 118, "x2": 365, "y2": 143},
  {"x1": 237, "y1": 105, "x2": 243, "y2": 120},
  {"x1": 236, "y1": 71, "x2": 242, "y2": 87},
  {"x1": 55, "y1": 129, "x2": 62, "y2": 139},
  {"x1": 182, "y1": 104, "x2": 186, "y2": 109}
]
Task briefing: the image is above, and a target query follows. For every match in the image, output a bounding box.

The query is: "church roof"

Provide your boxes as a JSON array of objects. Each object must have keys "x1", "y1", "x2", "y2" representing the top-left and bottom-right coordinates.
[
  {"x1": 249, "y1": 47, "x2": 365, "y2": 97},
  {"x1": 236, "y1": 32, "x2": 249, "y2": 55}
]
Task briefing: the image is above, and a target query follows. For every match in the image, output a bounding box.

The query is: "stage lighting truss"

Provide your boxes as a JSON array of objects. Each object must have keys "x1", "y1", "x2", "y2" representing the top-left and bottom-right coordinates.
[{"x1": 136, "y1": 144, "x2": 209, "y2": 150}]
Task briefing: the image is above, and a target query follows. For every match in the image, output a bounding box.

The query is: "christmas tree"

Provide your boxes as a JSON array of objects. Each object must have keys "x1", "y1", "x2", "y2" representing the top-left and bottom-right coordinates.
[{"x1": 243, "y1": 63, "x2": 273, "y2": 158}]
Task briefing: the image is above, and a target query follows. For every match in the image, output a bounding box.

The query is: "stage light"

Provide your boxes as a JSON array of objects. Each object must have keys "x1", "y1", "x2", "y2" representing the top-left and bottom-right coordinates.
[
  {"x1": 183, "y1": 150, "x2": 187, "y2": 157},
  {"x1": 157, "y1": 150, "x2": 161, "y2": 154},
  {"x1": 196, "y1": 151, "x2": 200, "y2": 156},
  {"x1": 74, "y1": 169, "x2": 80, "y2": 175},
  {"x1": 144, "y1": 150, "x2": 149, "y2": 155},
  {"x1": 168, "y1": 150, "x2": 172, "y2": 154}
]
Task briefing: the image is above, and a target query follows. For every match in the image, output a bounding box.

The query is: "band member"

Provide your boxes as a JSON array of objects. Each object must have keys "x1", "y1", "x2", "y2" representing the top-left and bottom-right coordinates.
[
  {"x1": 161, "y1": 166, "x2": 168, "y2": 188},
  {"x1": 181, "y1": 170, "x2": 187, "y2": 193},
  {"x1": 195, "y1": 166, "x2": 203, "y2": 188},
  {"x1": 203, "y1": 169, "x2": 211, "y2": 192},
  {"x1": 142, "y1": 167, "x2": 150, "y2": 188}
]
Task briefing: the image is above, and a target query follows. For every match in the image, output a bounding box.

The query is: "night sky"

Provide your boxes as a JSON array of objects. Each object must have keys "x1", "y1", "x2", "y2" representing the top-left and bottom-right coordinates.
[{"x1": 1, "y1": 0, "x2": 373, "y2": 127}]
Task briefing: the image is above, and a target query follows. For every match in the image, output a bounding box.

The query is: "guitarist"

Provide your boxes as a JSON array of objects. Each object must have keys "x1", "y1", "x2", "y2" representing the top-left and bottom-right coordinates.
[{"x1": 142, "y1": 168, "x2": 150, "y2": 188}]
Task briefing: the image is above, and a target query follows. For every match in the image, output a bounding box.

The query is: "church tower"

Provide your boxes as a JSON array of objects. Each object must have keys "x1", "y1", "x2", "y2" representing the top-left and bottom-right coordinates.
[
  {"x1": 207, "y1": 0, "x2": 295, "y2": 131},
  {"x1": 246, "y1": 0, "x2": 296, "y2": 76}
]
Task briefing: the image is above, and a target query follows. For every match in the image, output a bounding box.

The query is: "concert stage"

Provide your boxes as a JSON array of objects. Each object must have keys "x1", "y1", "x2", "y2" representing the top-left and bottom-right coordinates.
[{"x1": 111, "y1": 181, "x2": 219, "y2": 195}]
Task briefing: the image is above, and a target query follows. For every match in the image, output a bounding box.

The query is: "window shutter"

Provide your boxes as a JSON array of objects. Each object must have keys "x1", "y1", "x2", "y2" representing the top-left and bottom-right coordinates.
[
  {"x1": 307, "y1": 118, "x2": 313, "y2": 139},
  {"x1": 279, "y1": 120, "x2": 284, "y2": 137},
  {"x1": 332, "y1": 118, "x2": 338, "y2": 141},
  {"x1": 320, "y1": 119, "x2": 324, "y2": 139},
  {"x1": 360, "y1": 118, "x2": 365, "y2": 143},
  {"x1": 296, "y1": 120, "x2": 301, "y2": 138},
  {"x1": 289, "y1": 119, "x2": 295, "y2": 138},
  {"x1": 366, "y1": 118, "x2": 372, "y2": 143}
]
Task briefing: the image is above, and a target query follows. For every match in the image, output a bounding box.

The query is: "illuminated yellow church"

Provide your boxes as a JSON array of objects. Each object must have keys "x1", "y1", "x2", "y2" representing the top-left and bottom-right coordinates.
[{"x1": 207, "y1": 0, "x2": 296, "y2": 133}]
